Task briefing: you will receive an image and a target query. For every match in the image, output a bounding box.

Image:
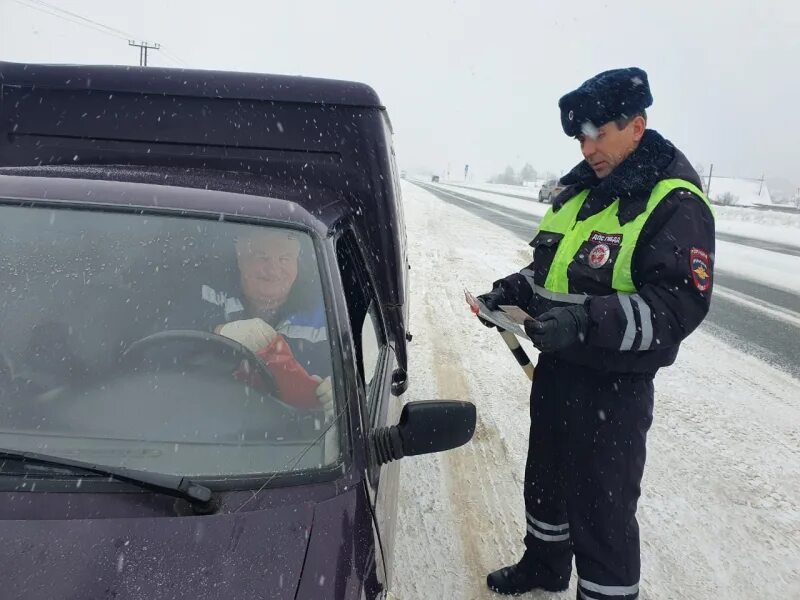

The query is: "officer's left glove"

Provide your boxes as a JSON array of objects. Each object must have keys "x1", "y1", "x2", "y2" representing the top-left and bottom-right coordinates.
[
  {"x1": 524, "y1": 305, "x2": 589, "y2": 352},
  {"x1": 476, "y1": 287, "x2": 506, "y2": 329}
]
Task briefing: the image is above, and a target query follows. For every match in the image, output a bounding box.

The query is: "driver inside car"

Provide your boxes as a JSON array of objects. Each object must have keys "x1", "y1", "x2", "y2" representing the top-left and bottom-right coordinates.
[{"x1": 204, "y1": 228, "x2": 332, "y2": 411}]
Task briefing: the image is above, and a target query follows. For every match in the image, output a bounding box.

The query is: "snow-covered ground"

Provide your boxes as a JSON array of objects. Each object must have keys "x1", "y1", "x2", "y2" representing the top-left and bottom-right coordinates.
[
  {"x1": 713, "y1": 204, "x2": 800, "y2": 248},
  {"x1": 443, "y1": 180, "x2": 800, "y2": 248},
  {"x1": 392, "y1": 180, "x2": 800, "y2": 600},
  {"x1": 705, "y1": 176, "x2": 773, "y2": 207},
  {"x1": 713, "y1": 204, "x2": 800, "y2": 229},
  {"x1": 430, "y1": 182, "x2": 800, "y2": 296}
]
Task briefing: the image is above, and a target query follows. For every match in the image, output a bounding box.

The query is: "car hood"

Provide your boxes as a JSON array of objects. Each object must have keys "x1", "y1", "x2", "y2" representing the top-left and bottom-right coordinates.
[{"x1": 0, "y1": 496, "x2": 315, "y2": 599}]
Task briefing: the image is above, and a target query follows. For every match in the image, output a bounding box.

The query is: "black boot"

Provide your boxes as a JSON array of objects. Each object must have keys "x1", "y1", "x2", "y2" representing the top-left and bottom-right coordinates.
[{"x1": 486, "y1": 552, "x2": 570, "y2": 595}]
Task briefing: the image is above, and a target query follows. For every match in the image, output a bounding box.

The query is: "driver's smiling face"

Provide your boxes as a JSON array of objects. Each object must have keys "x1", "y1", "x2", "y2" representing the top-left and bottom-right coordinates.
[{"x1": 235, "y1": 231, "x2": 301, "y2": 312}]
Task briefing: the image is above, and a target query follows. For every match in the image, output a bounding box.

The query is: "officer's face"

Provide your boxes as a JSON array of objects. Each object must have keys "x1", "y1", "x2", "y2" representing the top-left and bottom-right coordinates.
[
  {"x1": 236, "y1": 231, "x2": 301, "y2": 310},
  {"x1": 577, "y1": 116, "x2": 645, "y2": 179}
]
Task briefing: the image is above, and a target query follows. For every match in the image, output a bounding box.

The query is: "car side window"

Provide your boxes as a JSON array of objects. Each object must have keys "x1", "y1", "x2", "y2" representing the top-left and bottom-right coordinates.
[
  {"x1": 361, "y1": 301, "x2": 383, "y2": 395},
  {"x1": 335, "y1": 230, "x2": 388, "y2": 417}
]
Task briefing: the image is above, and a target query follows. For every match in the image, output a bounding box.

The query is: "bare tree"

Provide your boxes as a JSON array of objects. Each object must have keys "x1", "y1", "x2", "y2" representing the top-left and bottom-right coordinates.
[
  {"x1": 519, "y1": 163, "x2": 538, "y2": 183},
  {"x1": 490, "y1": 166, "x2": 520, "y2": 185}
]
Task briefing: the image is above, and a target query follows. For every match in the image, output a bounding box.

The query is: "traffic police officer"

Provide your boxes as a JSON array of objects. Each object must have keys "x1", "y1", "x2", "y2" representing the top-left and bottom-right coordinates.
[{"x1": 479, "y1": 68, "x2": 715, "y2": 599}]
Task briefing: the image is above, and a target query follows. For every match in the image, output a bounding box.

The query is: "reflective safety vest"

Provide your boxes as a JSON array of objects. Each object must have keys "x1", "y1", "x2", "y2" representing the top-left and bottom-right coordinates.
[{"x1": 531, "y1": 178, "x2": 713, "y2": 300}]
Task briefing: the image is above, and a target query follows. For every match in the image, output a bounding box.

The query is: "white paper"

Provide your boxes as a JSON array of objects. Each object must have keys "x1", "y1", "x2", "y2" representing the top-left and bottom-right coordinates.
[{"x1": 464, "y1": 290, "x2": 530, "y2": 340}]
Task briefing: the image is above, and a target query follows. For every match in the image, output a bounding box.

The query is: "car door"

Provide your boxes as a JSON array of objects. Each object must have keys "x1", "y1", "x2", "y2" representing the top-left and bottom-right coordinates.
[{"x1": 335, "y1": 228, "x2": 403, "y2": 590}]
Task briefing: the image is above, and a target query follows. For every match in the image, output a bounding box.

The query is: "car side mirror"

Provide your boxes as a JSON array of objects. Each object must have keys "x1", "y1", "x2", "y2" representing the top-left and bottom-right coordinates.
[{"x1": 372, "y1": 400, "x2": 476, "y2": 466}]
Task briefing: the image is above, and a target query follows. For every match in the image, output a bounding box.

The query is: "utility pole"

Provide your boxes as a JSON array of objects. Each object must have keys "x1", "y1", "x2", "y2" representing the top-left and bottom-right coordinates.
[
  {"x1": 758, "y1": 173, "x2": 765, "y2": 196},
  {"x1": 128, "y1": 40, "x2": 160, "y2": 66},
  {"x1": 706, "y1": 163, "x2": 714, "y2": 196}
]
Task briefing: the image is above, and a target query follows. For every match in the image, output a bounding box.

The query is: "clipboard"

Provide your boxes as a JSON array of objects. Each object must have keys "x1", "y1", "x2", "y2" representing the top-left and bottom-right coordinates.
[{"x1": 464, "y1": 290, "x2": 535, "y2": 340}]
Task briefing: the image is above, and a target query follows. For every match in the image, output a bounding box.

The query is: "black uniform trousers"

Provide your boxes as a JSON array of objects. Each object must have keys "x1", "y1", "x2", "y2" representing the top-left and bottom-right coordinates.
[{"x1": 524, "y1": 354, "x2": 653, "y2": 600}]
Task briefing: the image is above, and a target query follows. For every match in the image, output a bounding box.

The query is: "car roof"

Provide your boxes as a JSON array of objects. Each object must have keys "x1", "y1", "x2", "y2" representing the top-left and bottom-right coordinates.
[
  {"x1": 0, "y1": 61, "x2": 384, "y2": 109},
  {"x1": 0, "y1": 167, "x2": 337, "y2": 234}
]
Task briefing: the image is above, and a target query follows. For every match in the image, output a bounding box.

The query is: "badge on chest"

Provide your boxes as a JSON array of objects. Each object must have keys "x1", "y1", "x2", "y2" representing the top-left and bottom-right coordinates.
[
  {"x1": 587, "y1": 231, "x2": 623, "y2": 269},
  {"x1": 588, "y1": 243, "x2": 610, "y2": 268}
]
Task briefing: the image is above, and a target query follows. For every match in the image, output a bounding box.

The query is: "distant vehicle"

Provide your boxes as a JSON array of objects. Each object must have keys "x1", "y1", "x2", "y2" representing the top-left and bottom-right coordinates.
[
  {"x1": 400, "y1": 170, "x2": 407, "y2": 179},
  {"x1": 539, "y1": 178, "x2": 566, "y2": 203},
  {"x1": 0, "y1": 61, "x2": 476, "y2": 600},
  {"x1": 431, "y1": 175, "x2": 440, "y2": 183}
]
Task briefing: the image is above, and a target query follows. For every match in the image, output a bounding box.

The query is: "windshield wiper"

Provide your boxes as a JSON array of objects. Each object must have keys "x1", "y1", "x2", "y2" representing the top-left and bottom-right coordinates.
[{"x1": 0, "y1": 448, "x2": 213, "y2": 508}]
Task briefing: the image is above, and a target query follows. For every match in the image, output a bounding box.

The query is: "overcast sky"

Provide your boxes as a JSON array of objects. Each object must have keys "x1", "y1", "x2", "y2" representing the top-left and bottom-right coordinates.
[{"x1": 1, "y1": 0, "x2": 798, "y2": 186}]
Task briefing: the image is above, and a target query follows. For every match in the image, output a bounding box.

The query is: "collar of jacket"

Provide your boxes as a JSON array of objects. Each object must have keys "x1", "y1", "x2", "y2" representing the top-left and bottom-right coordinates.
[{"x1": 555, "y1": 129, "x2": 676, "y2": 224}]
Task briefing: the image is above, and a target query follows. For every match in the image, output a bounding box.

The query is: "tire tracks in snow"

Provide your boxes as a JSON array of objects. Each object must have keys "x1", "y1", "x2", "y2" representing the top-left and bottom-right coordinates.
[
  {"x1": 424, "y1": 298, "x2": 519, "y2": 599},
  {"x1": 422, "y1": 257, "x2": 568, "y2": 599}
]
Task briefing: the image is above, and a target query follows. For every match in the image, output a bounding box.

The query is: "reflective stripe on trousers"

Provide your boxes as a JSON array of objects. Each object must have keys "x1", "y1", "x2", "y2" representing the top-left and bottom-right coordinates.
[
  {"x1": 526, "y1": 512, "x2": 570, "y2": 543},
  {"x1": 578, "y1": 577, "x2": 639, "y2": 599}
]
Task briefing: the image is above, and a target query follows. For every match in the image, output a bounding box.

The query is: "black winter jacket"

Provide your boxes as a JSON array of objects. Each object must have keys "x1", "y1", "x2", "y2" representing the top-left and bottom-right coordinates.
[{"x1": 496, "y1": 129, "x2": 715, "y2": 374}]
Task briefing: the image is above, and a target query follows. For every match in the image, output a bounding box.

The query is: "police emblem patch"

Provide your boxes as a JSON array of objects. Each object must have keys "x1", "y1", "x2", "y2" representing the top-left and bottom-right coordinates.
[
  {"x1": 690, "y1": 247, "x2": 712, "y2": 291},
  {"x1": 588, "y1": 243, "x2": 611, "y2": 268}
]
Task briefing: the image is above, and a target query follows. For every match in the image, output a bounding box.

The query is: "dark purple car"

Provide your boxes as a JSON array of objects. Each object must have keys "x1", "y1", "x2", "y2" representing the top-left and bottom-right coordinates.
[{"x1": 0, "y1": 62, "x2": 475, "y2": 599}]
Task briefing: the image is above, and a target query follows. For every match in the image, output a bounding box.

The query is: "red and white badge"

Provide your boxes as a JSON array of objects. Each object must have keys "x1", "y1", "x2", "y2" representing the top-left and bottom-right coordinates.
[
  {"x1": 588, "y1": 243, "x2": 611, "y2": 268},
  {"x1": 690, "y1": 247, "x2": 712, "y2": 291}
]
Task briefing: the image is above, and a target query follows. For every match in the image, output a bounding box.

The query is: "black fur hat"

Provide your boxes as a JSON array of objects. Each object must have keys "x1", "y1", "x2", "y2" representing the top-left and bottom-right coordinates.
[{"x1": 559, "y1": 67, "x2": 653, "y2": 136}]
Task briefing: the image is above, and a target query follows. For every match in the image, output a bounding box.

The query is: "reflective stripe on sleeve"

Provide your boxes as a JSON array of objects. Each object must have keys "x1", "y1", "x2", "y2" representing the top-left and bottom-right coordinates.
[
  {"x1": 618, "y1": 294, "x2": 636, "y2": 351},
  {"x1": 631, "y1": 293, "x2": 653, "y2": 351}
]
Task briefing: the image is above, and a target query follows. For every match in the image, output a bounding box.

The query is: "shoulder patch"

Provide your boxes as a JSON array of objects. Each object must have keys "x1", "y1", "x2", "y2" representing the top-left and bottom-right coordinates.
[{"x1": 690, "y1": 248, "x2": 712, "y2": 292}]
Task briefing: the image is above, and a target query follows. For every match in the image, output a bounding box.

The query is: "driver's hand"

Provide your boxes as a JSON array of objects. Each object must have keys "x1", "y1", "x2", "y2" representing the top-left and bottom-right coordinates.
[
  {"x1": 313, "y1": 375, "x2": 334, "y2": 419},
  {"x1": 215, "y1": 318, "x2": 277, "y2": 354}
]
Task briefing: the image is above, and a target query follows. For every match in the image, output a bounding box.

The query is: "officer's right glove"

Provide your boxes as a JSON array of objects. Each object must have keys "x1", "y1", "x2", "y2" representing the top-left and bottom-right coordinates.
[
  {"x1": 476, "y1": 287, "x2": 506, "y2": 328},
  {"x1": 524, "y1": 305, "x2": 589, "y2": 352}
]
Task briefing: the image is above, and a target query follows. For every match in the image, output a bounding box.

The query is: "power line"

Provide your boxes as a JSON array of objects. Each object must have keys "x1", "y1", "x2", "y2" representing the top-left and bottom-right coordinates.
[
  {"x1": 10, "y1": 0, "x2": 190, "y2": 68},
  {"x1": 10, "y1": 0, "x2": 129, "y2": 41},
  {"x1": 26, "y1": 0, "x2": 135, "y2": 39},
  {"x1": 159, "y1": 47, "x2": 190, "y2": 68}
]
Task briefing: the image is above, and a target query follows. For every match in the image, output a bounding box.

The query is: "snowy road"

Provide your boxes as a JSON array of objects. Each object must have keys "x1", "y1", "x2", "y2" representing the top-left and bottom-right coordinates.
[
  {"x1": 391, "y1": 181, "x2": 800, "y2": 600},
  {"x1": 442, "y1": 182, "x2": 800, "y2": 258},
  {"x1": 412, "y1": 181, "x2": 800, "y2": 379}
]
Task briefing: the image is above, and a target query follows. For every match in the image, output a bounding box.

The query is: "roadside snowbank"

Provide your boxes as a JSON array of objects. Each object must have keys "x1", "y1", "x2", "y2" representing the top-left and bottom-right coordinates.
[{"x1": 432, "y1": 181, "x2": 800, "y2": 295}]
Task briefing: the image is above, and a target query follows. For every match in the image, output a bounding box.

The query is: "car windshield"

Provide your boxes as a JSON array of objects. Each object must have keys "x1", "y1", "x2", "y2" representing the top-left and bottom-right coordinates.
[{"x1": 0, "y1": 204, "x2": 339, "y2": 480}]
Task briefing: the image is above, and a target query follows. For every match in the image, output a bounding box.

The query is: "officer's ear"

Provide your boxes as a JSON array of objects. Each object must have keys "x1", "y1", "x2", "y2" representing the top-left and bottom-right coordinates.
[{"x1": 631, "y1": 115, "x2": 647, "y2": 142}]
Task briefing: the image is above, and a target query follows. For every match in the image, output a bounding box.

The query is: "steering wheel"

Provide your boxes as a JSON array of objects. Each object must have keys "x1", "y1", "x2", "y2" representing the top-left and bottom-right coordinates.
[{"x1": 119, "y1": 329, "x2": 287, "y2": 406}]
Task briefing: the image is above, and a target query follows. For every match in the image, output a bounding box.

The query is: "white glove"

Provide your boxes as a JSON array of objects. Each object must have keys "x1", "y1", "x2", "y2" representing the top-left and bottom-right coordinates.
[
  {"x1": 215, "y1": 318, "x2": 277, "y2": 353},
  {"x1": 313, "y1": 375, "x2": 334, "y2": 418}
]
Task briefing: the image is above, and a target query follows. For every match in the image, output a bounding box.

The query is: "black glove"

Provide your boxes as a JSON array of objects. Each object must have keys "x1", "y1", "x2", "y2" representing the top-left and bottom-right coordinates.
[
  {"x1": 476, "y1": 288, "x2": 506, "y2": 328},
  {"x1": 477, "y1": 287, "x2": 505, "y2": 311},
  {"x1": 524, "y1": 305, "x2": 589, "y2": 352}
]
